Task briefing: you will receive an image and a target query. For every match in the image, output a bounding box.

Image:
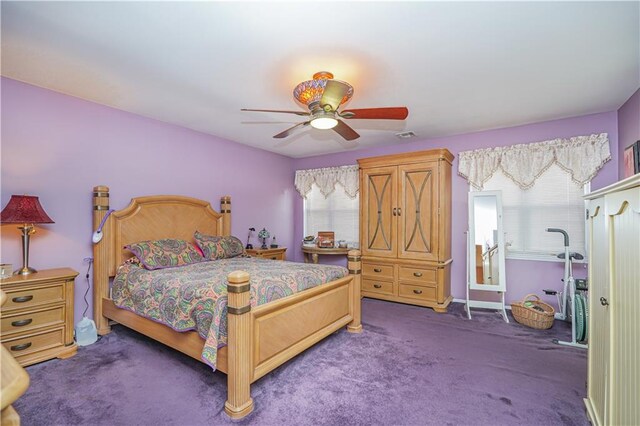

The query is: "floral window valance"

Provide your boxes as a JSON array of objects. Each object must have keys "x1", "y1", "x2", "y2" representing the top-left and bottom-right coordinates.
[
  {"x1": 458, "y1": 133, "x2": 611, "y2": 190},
  {"x1": 295, "y1": 165, "x2": 359, "y2": 199}
]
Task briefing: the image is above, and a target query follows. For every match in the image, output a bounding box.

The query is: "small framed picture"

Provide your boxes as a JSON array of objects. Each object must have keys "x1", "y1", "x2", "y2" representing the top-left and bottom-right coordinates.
[
  {"x1": 635, "y1": 140, "x2": 640, "y2": 174},
  {"x1": 624, "y1": 145, "x2": 635, "y2": 178}
]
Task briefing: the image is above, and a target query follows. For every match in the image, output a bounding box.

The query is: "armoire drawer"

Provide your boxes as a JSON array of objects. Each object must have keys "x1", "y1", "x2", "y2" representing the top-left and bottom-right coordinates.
[
  {"x1": 399, "y1": 266, "x2": 437, "y2": 286},
  {"x1": 362, "y1": 262, "x2": 395, "y2": 280},
  {"x1": 399, "y1": 283, "x2": 437, "y2": 302},
  {"x1": 1, "y1": 306, "x2": 65, "y2": 336},
  {"x1": 362, "y1": 279, "x2": 395, "y2": 296}
]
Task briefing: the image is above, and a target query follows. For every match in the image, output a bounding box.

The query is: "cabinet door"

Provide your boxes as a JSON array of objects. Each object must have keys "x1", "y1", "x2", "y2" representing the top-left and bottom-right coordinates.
[
  {"x1": 586, "y1": 197, "x2": 609, "y2": 426},
  {"x1": 397, "y1": 162, "x2": 439, "y2": 261},
  {"x1": 606, "y1": 187, "x2": 640, "y2": 426},
  {"x1": 361, "y1": 166, "x2": 397, "y2": 258}
]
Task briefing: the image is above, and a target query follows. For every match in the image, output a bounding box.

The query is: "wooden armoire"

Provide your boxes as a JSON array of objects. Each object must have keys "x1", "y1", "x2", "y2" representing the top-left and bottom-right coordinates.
[{"x1": 357, "y1": 149, "x2": 453, "y2": 312}]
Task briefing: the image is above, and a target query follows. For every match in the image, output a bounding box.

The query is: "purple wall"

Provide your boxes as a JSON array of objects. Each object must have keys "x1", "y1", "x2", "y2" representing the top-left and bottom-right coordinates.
[
  {"x1": 617, "y1": 88, "x2": 640, "y2": 179},
  {"x1": 0, "y1": 78, "x2": 295, "y2": 322},
  {"x1": 0, "y1": 75, "x2": 626, "y2": 321},
  {"x1": 292, "y1": 112, "x2": 619, "y2": 305}
]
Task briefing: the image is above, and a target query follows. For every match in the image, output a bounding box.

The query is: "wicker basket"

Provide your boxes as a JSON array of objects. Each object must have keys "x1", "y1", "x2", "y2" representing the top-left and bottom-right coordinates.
[{"x1": 511, "y1": 294, "x2": 555, "y2": 330}]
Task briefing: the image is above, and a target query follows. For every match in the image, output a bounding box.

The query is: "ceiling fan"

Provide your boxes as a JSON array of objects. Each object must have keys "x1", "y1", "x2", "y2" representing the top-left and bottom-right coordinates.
[{"x1": 241, "y1": 71, "x2": 409, "y2": 141}]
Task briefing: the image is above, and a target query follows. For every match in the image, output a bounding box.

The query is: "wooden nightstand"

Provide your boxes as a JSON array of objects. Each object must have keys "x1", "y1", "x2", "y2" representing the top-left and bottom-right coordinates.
[
  {"x1": 0, "y1": 291, "x2": 30, "y2": 425},
  {"x1": 0, "y1": 268, "x2": 78, "y2": 366},
  {"x1": 246, "y1": 247, "x2": 287, "y2": 261}
]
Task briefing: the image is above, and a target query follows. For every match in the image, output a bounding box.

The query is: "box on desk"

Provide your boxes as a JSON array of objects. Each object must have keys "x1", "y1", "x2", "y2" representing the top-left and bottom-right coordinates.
[{"x1": 317, "y1": 232, "x2": 335, "y2": 248}]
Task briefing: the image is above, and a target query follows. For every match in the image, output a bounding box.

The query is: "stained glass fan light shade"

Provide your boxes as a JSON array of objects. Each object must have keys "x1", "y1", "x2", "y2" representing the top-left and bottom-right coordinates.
[{"x1": 293, "y1": 72, "x2": 353, "y2": 106}]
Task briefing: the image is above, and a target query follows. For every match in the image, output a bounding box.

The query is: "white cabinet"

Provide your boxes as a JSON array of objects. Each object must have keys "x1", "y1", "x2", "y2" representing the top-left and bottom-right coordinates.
[{"x1": 584, "y1": 175, "x2": 640, "y2": 426}]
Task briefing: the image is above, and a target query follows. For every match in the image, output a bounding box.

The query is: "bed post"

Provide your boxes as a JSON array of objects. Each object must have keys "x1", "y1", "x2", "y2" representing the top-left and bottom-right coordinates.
[
  {"x1": 93, "y1": 185, "x2": 111, "y2": 335},
  {"x1": 224, "y1": 270, "x2": 254, "y2": 419},
  {"x1": 347, "y1": 249, "x2": 363, "y2": 333},
  {"x1": 220, "y1": 195, "x2": 231, "y2": 236}
]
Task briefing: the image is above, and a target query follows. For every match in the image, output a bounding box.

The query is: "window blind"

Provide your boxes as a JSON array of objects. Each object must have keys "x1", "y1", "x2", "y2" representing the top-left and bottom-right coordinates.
[
  {"x1": 303, "y1": 184, "x2": 359, "y2": 246},
  {"x1": 483, "y1": 164, "x2": 587, "y2": 260}
]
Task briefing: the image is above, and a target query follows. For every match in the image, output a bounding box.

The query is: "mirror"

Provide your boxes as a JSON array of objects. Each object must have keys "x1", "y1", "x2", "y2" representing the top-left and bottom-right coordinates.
[{"x1": 468, "y1": 191, "x2": 506, "y2": 292}]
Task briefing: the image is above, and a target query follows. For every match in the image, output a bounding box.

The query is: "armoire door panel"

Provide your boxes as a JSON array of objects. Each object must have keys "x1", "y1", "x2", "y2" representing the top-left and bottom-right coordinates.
[
  {"x1": 398, "y1": 163, "x2": 439, "y2": 261},
  {"x1": 361, "y1": 166, "x2": 397, "y2": 258},
  {"x1": 587, "y1": 197, "x2": 608, "y2": 426},
  {"x1": 605, "y1": 188, "x2": 640, "y2": 426}
]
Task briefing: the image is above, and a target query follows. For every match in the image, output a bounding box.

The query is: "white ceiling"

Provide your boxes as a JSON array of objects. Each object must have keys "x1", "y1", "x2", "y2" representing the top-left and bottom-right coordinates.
[{"x1": 2, "y1": 2, "x2": 639, "y2": 158}]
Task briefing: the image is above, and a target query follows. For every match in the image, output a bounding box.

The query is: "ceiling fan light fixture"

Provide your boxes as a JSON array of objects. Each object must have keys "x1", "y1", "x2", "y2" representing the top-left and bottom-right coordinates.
[
  {"x1": 242, "y1": 72, "x2": 408, "y2": 142},
  {"x1": 310, "y1": 116, "x2": 338, "y2": 130},
  {"x1": 293, "y1": 71, "x2": 353, "y2": 106}
]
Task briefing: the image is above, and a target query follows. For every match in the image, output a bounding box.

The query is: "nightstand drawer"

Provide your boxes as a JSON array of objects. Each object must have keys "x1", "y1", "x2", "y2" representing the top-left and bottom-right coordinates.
[
  {"x1": 362, "y1": 279, "x2": 395, "y2": 296},
  {"x1": 2, "y1": 284, "x2": 64, "y2": 312},
  {"x1": 246, "y1": 247, "x2": 287, "y2": 261},
  {"x1": 1, "y1": 306, "x2": 65, "y2": 336},
  {"x1": 2, "y1": 327, "x2": 65, "y2": 359},
  {"x1": 266, "y1": 252, "x2": 285, "y2": 261}
]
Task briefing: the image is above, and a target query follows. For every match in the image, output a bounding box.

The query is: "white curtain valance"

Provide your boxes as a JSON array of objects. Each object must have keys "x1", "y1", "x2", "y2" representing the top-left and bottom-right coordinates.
[
  {"x1": 458, "y1": 133, "x2": 611, "y2": 190},
  {"x1": 295, "y1": 165, "x2": 359, "y2": 199}
]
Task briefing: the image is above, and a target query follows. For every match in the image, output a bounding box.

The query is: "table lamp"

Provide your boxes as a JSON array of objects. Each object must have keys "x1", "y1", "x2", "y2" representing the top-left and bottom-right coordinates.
[{"x1": 0, "y1": 195, "x2": 54, "y2": 275}]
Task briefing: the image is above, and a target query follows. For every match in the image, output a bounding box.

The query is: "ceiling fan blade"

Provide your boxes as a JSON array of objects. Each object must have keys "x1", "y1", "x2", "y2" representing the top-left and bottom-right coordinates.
[
  {"x1": 320, "y1": 80, "x2": 351, "y2": 111},
  {"x1": 340, "y1": 107, "x2": 409, "y2": 120},
  {"x1": 273, "y1": 121, "x2": 310, "y2": 139},
  {"x1": 242, "y1": 108, "x2": 310, "y2": 117},
  {"x1": 332, "y1": 119, "x2": 360, "y2": 141}
]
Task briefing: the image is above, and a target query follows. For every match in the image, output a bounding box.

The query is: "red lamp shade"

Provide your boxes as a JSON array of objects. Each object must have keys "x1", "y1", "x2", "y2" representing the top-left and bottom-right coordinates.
[{"x1": 0, "y1": 195, "x2": 54, "y2": 224}]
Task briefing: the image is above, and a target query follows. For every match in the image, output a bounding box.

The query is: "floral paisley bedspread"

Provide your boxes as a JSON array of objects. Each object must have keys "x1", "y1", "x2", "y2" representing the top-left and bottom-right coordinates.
[{"x1": 112, "y1": 257, "x2": 348, "y2": 369}]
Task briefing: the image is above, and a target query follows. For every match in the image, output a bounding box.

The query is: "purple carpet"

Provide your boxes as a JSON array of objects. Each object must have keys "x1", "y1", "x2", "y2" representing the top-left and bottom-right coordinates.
[{"x1": 15, "y1": 299, "x2": 588, "y2": 425}]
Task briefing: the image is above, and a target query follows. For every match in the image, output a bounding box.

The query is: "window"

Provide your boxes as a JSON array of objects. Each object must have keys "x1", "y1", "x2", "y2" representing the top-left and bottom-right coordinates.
[
  {"x1": 482, "y1": 164, "x2": 588, "y2": 261},
  {"x1": 303, "y1": 185, "x2": 359, "y2": 247}
]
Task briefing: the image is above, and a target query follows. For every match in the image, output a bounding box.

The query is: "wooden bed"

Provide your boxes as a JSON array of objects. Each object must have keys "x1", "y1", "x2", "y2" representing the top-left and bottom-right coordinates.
[{"x1": 91, "y1": 186, "x2": 362, "y2": 419}]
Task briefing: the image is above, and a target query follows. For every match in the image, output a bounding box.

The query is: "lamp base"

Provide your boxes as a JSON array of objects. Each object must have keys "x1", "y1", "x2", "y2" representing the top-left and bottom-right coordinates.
[{"x1": 14, "y1": 266, "x2": 37, "y2": 275}]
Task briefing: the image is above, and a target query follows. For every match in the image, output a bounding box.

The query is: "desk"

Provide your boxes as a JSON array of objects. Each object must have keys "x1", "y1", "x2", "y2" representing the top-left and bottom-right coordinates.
[{"x1": 302, "y1": 246, "x2": 349, "y2": 264}]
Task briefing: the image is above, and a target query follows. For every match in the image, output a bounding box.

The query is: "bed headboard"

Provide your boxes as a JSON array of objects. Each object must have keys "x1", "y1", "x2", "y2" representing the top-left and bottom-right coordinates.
[{"x1": 92, "y1": 185, "x2": 231, "y2": 333}]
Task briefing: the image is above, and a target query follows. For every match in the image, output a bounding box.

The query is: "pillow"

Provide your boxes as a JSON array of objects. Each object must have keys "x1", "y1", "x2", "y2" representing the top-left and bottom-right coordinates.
[
  {"x1": 194, "y1": 231, "x2": 245, "y2": 260},
  {"x1": 125, "y1": 238, "x2": 205, "y2": 270}
]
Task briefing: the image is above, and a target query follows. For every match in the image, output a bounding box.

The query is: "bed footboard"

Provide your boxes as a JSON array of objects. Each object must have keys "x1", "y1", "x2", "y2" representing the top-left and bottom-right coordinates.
[{"x1": 224, "y1": 250, "x2": 362, "y2": 419}]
